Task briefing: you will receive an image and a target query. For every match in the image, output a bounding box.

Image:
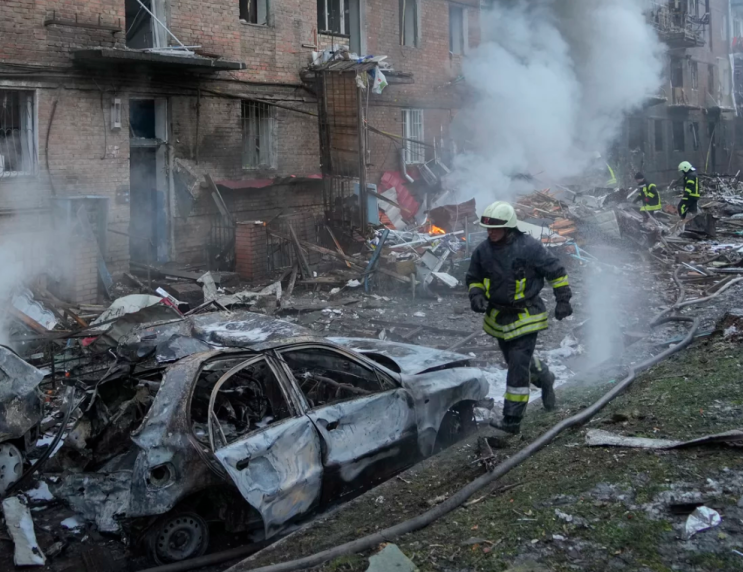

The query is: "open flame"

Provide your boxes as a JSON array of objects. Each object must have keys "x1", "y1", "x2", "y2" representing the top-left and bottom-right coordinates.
[{"x1": 430, "y1": 224, "x2": 446, "y2": 235}]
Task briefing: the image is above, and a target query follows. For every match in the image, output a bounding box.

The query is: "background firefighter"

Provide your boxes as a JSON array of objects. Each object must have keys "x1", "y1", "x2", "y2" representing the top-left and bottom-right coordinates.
[
  {"x1": 632, "y1": 172, "x2": 661, "y2": 219},
  {"x1": 466, "y1": 201, "x2": 573, "y2": 435},
  {"x1": 678, "y1": 161, "x2": 701, "y2": 219}
]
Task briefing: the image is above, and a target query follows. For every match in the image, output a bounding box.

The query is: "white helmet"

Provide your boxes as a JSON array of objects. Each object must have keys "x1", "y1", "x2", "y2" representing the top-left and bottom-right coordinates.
[
  {"x1": 480, "y1": 201, "x2": 518, "y2": 229},
  {"x1": 678, "y1": 161, "x2": 695, "y2": 173}
]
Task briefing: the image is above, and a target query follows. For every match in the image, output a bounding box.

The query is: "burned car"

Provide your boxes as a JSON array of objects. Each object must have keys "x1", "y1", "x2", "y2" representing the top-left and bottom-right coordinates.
[
  {"x1": 0, "y1": 346, "x2": 43, "y2": 497},
  {"x1": 117, "y1": 315, "x2": 487, "y2": 563}
]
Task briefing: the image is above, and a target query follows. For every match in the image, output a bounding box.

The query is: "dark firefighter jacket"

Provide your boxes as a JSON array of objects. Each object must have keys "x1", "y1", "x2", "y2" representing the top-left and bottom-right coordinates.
[
  {"x1": 683, "y1": 172, "x2": 701, "y2": 200},
  {"x1": 466, "y1": 231, "x2": 572, "y2": 341},
  {"x1": 633, "y1": 182, "x2": 662, "y2": 212}
]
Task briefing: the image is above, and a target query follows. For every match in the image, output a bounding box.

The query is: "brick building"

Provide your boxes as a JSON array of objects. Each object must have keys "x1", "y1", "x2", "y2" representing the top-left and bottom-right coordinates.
[
  {"x1": 615, "y1": 0, "x2": 737, "y2": 185},
  {"x1": 0, "y1": 0, "x2": 480, "y2": 299}
]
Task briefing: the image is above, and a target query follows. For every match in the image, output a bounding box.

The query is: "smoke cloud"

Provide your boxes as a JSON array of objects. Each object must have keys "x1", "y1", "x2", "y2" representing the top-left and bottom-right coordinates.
[{"x1": 449, "y1": 0, "x2": 665, "y2": 204}]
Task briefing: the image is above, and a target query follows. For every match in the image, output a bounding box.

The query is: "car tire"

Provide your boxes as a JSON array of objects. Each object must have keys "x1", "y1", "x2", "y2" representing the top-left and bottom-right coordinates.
[
  {"x1": 146, "y1": 511, "x2": 210, "y2": 565},
  {"x1": 434, "y1": 401, "x2": 476, "y2": 452}
]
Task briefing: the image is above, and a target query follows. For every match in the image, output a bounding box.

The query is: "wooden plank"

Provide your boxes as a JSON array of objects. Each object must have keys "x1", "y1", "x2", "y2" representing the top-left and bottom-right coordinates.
[
  {"x1": 288, "y1": 224, "x2": 312, "y2": 279},
  {"x1": 285, "y1": 264, "x2": 299, "y2": 298},
  {"x1": 446, "y1": 331, "x2": 481, "y2": 352},
  {"x1": 205, "y1": 174, "x2": 233, "y2": 225},
  {"x1": 326, "y1": 226, "x2": 352, "y2": 269}
]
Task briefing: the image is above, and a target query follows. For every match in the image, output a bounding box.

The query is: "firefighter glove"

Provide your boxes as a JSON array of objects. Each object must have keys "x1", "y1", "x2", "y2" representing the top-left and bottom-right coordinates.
[
  {"x1": 555, "y1": 300, "x2": 573, "y2": 321},
  {"x1": 470, "y1": 292, "x2": 488, "y2": 314}
]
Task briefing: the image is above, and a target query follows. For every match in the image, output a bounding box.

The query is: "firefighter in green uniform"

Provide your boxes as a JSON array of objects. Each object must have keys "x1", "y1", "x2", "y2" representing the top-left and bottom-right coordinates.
[
  {"x1": 678, "y1": 161, "x2": 701, "y2": 220},
  {"x1": 466, "y1": 201, "x2": 573, "y2": 435},
  {"x1": 632, "y1": 172, "x2": 662, "y2": 218}
]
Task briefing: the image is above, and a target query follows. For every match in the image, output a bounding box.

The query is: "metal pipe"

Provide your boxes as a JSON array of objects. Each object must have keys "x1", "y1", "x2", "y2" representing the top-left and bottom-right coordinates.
[
  {"x1": 399, "y1": 147, "x2": 414, "y2": 183},
  {"x1": 225, "y1": 316, "x2": 700, "y2": 572}
]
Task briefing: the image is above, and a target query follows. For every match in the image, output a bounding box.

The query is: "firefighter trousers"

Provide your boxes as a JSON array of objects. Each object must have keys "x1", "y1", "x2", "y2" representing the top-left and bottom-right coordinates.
[
  {"x1": 678, "y1": 197, "x2": 698, "y2": 219},
  {"x1": 497, "y1": 333, "x2": 551, "y2": 419}
]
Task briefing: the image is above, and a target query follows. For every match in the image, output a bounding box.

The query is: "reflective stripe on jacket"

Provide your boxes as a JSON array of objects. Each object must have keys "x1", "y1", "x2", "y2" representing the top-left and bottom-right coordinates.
[
  {"x1": 466, "y1": 231, "x2": 572, "y2": 341},
  {"x1": 684, "y1": 173, "x2": 701, "y2": 198},
  {"x1": 636, "y1": 182, "x2": 662, "y2": 212}
]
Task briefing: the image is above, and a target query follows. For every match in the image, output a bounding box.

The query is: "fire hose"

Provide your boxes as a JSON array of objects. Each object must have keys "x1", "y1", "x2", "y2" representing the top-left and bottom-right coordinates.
[{"x1": 219, "y1": 316, "x2": 699, "y2": 572}]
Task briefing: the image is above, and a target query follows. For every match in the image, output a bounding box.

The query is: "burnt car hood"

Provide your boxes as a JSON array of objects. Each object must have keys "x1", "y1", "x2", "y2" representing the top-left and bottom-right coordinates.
[
  {"x1": 327, "y1": 338, "x2": 471, "y2": 375},
  {"x1": 0, "y1": 346, "x2": 44, "y2": 442}
]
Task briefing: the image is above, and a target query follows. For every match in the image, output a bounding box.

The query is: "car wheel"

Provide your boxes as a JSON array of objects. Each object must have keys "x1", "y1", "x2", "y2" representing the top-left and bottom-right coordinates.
[
  {"x1": 147, "y1": 512, "x2": 210, "y2": 564},
  {"x1": 0, "y1": 442, "x2": 24, "y2": 497},
  {"x1": 434, "y1": 402, "x2": 476, "y2": 452}
]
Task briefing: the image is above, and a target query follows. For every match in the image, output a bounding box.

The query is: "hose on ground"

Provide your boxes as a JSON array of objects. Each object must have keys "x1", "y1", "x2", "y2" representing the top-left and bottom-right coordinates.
[{"x1": 225, "y1": 316, "x2": 699, "y2": 572}]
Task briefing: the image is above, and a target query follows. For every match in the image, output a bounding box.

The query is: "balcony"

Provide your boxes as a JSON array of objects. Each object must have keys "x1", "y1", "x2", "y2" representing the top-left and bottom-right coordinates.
[
  {"x1": 668, "y1": 87, "x2": 702, "y2": 110},
  {"x1": 648, "y1": 6, "x2": 707, "y2": 49}
]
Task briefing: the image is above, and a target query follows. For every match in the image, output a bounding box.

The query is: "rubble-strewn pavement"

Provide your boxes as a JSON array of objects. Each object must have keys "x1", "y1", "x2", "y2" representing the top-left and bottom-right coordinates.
[{"x1": 3, "y1": 181, "x2": 743, "y2": 571}]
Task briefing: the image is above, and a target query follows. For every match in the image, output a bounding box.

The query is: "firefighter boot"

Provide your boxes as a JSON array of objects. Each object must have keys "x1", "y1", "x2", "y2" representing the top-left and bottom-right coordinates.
[
  {"x1": 490, "y1": 415, "x2": 521, "y2": 435},
  {"x1": 540, "y1": 369, "x2": 556, "y2": 412}
]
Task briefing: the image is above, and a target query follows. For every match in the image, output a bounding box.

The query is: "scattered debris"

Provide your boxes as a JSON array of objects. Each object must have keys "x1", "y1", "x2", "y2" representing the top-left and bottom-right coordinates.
[
  {"x1": 365, "y1": 543, "x2": 418, "y2": 572},
  {"x1": 2, "y1": 496, "x2": 46, "y2": 566},
  {"x1": 684, "y1": 506, "x2": 721, "y2": 539},
  {"x1": 585, "y1": 428, "x2": 743, "y2": 449}
]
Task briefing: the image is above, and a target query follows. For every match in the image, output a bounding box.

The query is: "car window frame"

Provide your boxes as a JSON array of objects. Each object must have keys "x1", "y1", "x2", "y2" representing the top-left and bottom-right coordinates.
[
  {"x1": 273, "y1": 342, "x2": 400, "y2": 411},
  {"x1": 205, "y1": 354, "x2": 297, "y2": 453}
]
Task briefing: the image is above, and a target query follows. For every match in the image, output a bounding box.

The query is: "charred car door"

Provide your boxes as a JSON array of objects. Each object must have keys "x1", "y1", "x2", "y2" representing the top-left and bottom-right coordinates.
[
  {"x1": 276, "y1": 345, "x2": 418, "y2": 502},
  {"x1": 207, "y1": 355, "x2": 323, "y2": 539}
]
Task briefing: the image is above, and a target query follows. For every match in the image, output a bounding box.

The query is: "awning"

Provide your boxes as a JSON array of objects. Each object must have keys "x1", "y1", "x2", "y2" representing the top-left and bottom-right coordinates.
[{"x1": 74, "y1": 48, "x2": 245, "y2": 71}]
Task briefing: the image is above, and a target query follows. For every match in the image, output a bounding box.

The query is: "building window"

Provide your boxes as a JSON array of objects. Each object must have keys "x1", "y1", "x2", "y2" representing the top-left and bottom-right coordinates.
[
  {"x1": 690, "y1": 61, "x2": 698, "y2": 89},
  {"x1": 708, "y1": 64, "x2": 715, "y2": 94},
  {"x1": 671, "y1": 58, "x2": 683, "y2": 88},
  {"x1": 690, "y1": 122, "x2": 700, "y2": 150},
  {"x1": 673, "y1": 121, "x2": 685, "y2": 152},
  {"x1": 654, "y1": 119, "x2": 664, "y2": 152},
  {"x1": 0, "y1": 90, "x2": 36, "y2": 177},
  {"x1": 400, "y1": 0, "x2": 419, "y2": 47},
  {"x1": 449, "y1": 6, "x2": 467, "y2": 55},
  {"x1": 242, "y1": 101, "x2": 276, "y2": 170},
  {"x1": 402, "y1": 109, "x2": 425, "y2": 164},
  {"x1": 628, "y1": 118, "x2": 645, "y2": 152},
  {"x1": 125, "y1": 0, "x2": 167, "y2": 49},
  {"x1": 317, "y1": 0, "x2": 349, "y2": 35},
  {"x1": 240, "y1": 0, "x2": 269, "y2": 25}
]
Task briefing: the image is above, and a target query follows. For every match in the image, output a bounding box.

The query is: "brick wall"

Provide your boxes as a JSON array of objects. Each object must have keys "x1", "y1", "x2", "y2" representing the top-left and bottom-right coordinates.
[{"x1": 235, "y1": 221, "x2": 268, "y2": 281}]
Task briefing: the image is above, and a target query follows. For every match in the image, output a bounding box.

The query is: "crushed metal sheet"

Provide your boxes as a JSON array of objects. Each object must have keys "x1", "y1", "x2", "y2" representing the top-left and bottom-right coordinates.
[{"x1": 2, "y1": 495, "x2": 46, "y2": 566}]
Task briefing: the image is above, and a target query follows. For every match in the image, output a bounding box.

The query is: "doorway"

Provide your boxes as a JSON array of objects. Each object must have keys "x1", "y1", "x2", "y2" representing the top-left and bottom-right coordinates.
[{"x1": 129, "y1": 98, "x2": 169, "y2": 264}]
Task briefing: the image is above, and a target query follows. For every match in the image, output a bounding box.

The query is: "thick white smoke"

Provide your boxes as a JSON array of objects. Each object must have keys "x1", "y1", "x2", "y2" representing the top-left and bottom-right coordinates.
[{"x1": 449, "y1": 0, "x2": 665, "y2": 204}]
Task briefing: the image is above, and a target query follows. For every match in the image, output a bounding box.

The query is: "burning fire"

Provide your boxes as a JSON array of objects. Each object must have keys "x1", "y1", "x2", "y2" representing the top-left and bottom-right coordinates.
[{"x1": 430, "y1": 224, "x2": 446, "y2": 235}]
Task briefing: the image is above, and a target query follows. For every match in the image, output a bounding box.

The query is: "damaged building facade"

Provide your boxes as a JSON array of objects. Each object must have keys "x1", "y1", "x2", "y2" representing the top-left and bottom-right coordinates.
[
  {"x1": 0, "y1": 0, "x2": 480, "y2": 304},
  {"x1": 614, "y1": 0, "x2": 738, "y2": 185}
]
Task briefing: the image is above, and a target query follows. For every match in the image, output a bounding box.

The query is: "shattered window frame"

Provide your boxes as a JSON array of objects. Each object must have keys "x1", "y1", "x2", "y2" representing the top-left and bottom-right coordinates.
[
  {"x1": 402, "y1": 108, "x2": 425, "y2": 165},
  {"x1": 241, "y1": 100, "x2": 277, "y2": 171},
  {"x1": 277, "y1": 345, "x2": 398, "y2": 409},
  {"x1": 317, "y1": 0, "x2": 350, "y2": 36},
  {"x1": 239, "y1": 0, "x2": 270, "y2": 26},
  {"x1": 449, "y1": 5, "x2": 466, "y2": 55},
  {"x1": 654, "y1": 119, "x2": 664, "y2": 152},
  {"x1": 690, "y1": 122, "x2": 700, "y2": 150},
  {"x1": 0, "y1": 89, "x2": 37, "y2": 178}
]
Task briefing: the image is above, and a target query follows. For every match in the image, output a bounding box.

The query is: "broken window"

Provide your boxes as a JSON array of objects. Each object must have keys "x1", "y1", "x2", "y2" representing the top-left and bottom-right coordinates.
[
  {"x1": 628, "y1": 117, "x2": 646, "y2": 151},
  {"x1": 125, "y1": 0, "x2": 167, "y2": 49},
  {"x1": 402, "y1": 109, "x2": 425, "y2": 164},
  {"x1": 239, "y1": 0, "x2": 269, "y2": 25},
  {"x1": 690, "y1": 61, "x2": 699, "y2": 89},
  {"x1": 317, "y1": 0, "x2": 350, "y2": 35},
  {"x1": 671, "y1": 58, "x2": 684, "y2": 88},
  {"x1": 280, "y1": 348, "x2": 395, "y2": 407},
  {"x1": 673, "y1": 121, "x2": 686, "y2": 152},
  {"x1": 690, "y1": 122, "x2": 700, "y2": 150},
  {"x1": 242, "y1": 101, "x2": 276, "y2": 170},
  {"x1": 708, "y1": 63, "x2": 715, "y2": 94},
  {"x1": 449, "y1": 5, "x2": 467, "y2": 55},
  {"x1": 400, "y1": 0, "x2": 419, "y2": 47},
  {"x1": 194, "y1": 357, "x2": 290, "y2": 447},
  {"x1": 0, "y1": 90, "x2": 36, "y2": 176},
  {"x1": 654, "y1": 119, "x2": 664, "y2": 152}
]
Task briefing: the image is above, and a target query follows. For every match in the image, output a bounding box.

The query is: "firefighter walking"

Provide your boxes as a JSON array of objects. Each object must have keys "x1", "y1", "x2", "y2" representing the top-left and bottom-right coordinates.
[
  {"x1": 678, "y1": 161, "x2": 701, "y2": 219},
  {"x1": 632, "y1": 172, "x2": 661, "y2": 218},
  {"x1": 467, "y1": 201, "x2": 573, "y2": 435}
]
